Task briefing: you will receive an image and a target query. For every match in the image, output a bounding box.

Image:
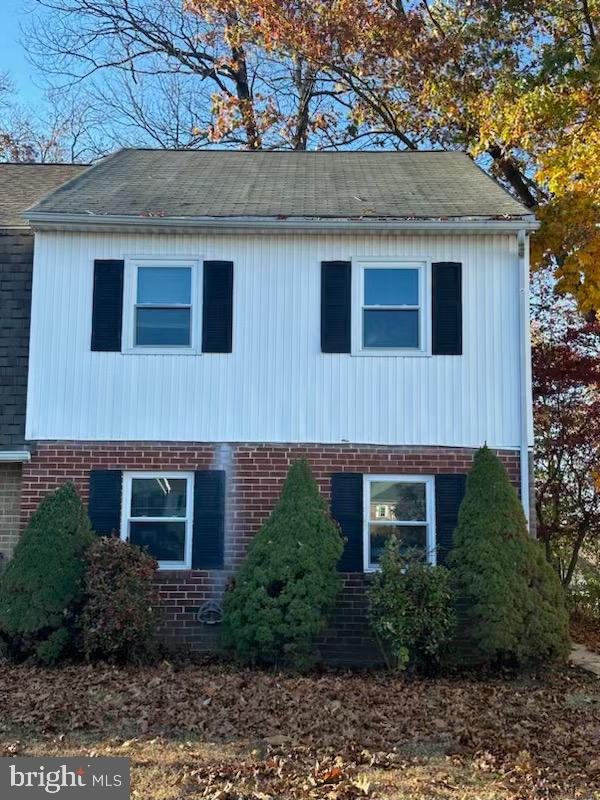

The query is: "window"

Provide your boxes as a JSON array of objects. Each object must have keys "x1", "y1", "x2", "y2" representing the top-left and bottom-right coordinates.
[
  {"x1": 123, "y1": 258, "x2": 200, "y2": 353},
  {"x1": 136, "y1": 266, "x2": 191, "y2": 346},
  {"x1": 121, "y1": 472, "x2": 194, "y2": 569},
  {"x1": 354, "y1": 261, "x2": 429, "y2": 354},
  {"x1": 363, "y1": 475, "x2": 435, "y2": 570}
]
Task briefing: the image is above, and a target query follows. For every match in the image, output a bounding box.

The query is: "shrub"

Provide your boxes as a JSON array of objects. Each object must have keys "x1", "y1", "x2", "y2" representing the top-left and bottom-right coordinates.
[
  {"x1": 80, "y1": 537, "x2": 159, "y2": 663},
  {"x1": 0, "y1": 483, "x2": 93, "y2": 663},
  {"x1": 223, "y1": 459, "x2": 343, "y2": 670},
  {"x1": 369, "y1": 536, "x2": 455, "y2": 671},
  {"x1": 449, "y1": 446, "x2": 570, "y2": 667}
]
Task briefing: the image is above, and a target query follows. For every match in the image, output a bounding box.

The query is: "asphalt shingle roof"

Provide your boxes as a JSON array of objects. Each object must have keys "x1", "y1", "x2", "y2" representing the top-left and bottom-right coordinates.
[
  {"x1": 0, "y1": 163, "x2": 89, "y2": 227},
  {"x1": 25, "y1": 149, "x2": 531, "y2": 222}
]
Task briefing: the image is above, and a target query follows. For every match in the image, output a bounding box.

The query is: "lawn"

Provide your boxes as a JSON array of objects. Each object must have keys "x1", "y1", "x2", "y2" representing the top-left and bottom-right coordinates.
[{"x1": 1, "y1": 662, "x2": 599, "y2": 799}]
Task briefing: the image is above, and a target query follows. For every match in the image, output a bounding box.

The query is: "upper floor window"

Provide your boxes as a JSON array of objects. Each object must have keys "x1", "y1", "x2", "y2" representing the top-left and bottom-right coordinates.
[
  {"x1": 354, "y1": 261, "x2": 429, "y2": 355},
  {"x1": 363, "y1": 474, "x2": 435, "y2": 570},
  {"x1": 136, "y1": 266, "x2": 192, "y2": 346},
  {"x1": 123, "y1": 258, "x2": 200, "y2": 354}
]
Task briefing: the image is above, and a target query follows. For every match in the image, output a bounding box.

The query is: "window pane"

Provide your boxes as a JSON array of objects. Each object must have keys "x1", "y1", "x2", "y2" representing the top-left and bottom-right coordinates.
[
  {"x1": 131, "y1": 477, "x2": 187, "y2": 517},
  {"x1": 364, "y1": 268, "x2": 418, "y2": 306},
  {"x1": 369, "y1": 524, "x2": 427, "y2": 565},
  {"x1": 137, "y1": 267, "x2": 191, "y2": 305},
  {"x1": 363, "y1": 309, "x2": 419, "y2": 348},
  {"x1": 130, "y1": 520, "x2": 186, "y2": 562},
  {"x1": 136, "y1": 308, "x2": 191, "y2": 346},
  {"x1": 369, "y1": 481, "x2": 426, "y2": 521}
]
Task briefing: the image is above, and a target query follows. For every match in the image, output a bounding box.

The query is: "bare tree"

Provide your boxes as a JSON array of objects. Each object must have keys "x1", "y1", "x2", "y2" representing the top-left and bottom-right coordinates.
[{"x1": 24, "y1": 0, "x2": 340, "y2": 151}]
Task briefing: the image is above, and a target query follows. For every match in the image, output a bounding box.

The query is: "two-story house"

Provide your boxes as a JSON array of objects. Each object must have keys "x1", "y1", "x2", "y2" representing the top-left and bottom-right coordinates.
[
  {"x1": 23, "y1": 149, "x2": 538, "y2": 664},
  {"x1": 0, "y1": 163, "x2": 87, "y2": 568}
]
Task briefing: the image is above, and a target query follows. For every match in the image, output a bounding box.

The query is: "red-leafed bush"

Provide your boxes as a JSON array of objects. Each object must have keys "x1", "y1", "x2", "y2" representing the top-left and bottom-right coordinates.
[{"x1": 80, "y1": 537, "x2": 159, "y2": 663}]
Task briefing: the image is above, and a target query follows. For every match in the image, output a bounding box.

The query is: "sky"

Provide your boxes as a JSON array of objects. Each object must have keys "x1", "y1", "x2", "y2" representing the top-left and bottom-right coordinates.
[{"x1": 0, "y1": 0, "x2": 45, "y2": 106}]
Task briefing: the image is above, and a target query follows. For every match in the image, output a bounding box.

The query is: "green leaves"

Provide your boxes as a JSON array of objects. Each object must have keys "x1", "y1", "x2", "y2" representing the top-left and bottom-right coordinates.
[
  {"x1": 368, "y1": 537, "x2": 455, "y2": 672},
  {"x1": 449, "y1": 446, "x2": 570, "y2": 667},
  {"x1": 0, "y1": 483, "x2": 94, "y2": 663},
  {"x1": 222, "y1": 459, "x2": 343, "y2": 670}
]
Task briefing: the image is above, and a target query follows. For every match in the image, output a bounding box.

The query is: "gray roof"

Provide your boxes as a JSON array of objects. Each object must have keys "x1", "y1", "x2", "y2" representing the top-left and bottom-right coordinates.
[
  {"x1": 0, "y1": 163, "x2": 88, "y2": 227},
  {"x1": 25, "y1": 149, "x2": 531, "y2": 223}
]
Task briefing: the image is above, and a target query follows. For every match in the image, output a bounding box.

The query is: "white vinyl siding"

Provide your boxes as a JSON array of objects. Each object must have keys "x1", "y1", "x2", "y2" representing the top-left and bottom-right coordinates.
[{"x1": 26, "y1": 230, "x2": 529, "y2": 448}]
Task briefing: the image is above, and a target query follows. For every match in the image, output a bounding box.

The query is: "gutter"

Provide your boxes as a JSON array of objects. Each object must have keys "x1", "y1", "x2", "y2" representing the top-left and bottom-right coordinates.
[
  {"x1": 0, "y1": 450, "x2": 31, "y2": 463},
  {"x1": 517, "y1": 229, "x2": 533, "y2": 532},
  {"x1": 25, "y1": 212, "x2": 540, "y2": 234}
]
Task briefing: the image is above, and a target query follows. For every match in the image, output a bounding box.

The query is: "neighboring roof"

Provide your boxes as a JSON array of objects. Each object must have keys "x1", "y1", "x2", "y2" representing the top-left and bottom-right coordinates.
[
  {"x1": 25, "y1": 149, "x2": 533, "y2": 227},
  {"x1": 0, "y1": 163, "x2": 89, "y2": 228}
]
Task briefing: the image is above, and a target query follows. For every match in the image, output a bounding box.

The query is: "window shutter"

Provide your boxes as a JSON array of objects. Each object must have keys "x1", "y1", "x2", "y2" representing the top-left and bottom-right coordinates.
[
  {"x1": 331, "y1": 473, "x2": 363, "y2": 571},
  {"x1": 91, "y1": 260, "x2": 124, "y2": 352},
  {"x1": 202, "y1": 261, "x2": 233, "y2": 353},
  {"x1": 432, "y1": 261, "x2": 462, "y2": 355},
  {"x1": 192, "y1": 470, "x2": 225, "y2": 569},
  {"x1": 435, "y1": 474, "x2": 466, "y2": 565},
  {"x1": 321, "y1": 261, "x2": 351, "y2": 353},
  {"x1": 88, "y1": 469, "x2": 122, "y2": 536}
]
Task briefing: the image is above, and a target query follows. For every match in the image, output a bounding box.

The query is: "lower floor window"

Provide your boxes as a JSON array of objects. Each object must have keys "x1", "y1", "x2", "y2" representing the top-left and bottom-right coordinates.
[
  {"x1": 121, "y1": 472, "x2": 194, "y2": 569},
  {"x1": 363, "y1": 475, "x2": 435, "y2": 570}
]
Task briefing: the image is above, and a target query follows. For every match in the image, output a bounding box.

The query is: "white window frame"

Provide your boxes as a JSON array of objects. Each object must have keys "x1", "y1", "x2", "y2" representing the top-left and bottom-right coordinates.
[
  {"x1": 122, "y1": 257, "x2": 202, "y2": 355},
  {"x1": 120, "y1": 471, "x2": 194, "y2": 570},
  {"x1": 363, "y1": 474, "x2": 436, "y2": 572},
  {"x1": 352, "y1": 258, "x2": 431, "y2": 356}
]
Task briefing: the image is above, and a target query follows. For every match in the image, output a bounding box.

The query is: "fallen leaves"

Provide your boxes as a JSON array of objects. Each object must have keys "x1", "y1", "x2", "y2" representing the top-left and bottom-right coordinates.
[{"x1": 0, "y1": 662, "x2": 599, "y2": 798}]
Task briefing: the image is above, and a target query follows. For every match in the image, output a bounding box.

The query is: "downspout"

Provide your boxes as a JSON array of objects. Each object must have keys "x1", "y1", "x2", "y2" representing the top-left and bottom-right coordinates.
[{"x1": 518, "y1": 229, "x2": 533, "y2": 532}]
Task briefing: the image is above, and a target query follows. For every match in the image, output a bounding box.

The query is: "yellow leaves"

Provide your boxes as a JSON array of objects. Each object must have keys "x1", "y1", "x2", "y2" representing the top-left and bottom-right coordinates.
[{"x1": 533, "y1": 194, "x2": 600, "y2": 314}]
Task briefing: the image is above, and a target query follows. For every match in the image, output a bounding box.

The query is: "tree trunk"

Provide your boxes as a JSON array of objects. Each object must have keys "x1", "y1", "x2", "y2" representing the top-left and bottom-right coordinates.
[{"x1": 487, "y1": 145, "x2": 537, "y2": 208}]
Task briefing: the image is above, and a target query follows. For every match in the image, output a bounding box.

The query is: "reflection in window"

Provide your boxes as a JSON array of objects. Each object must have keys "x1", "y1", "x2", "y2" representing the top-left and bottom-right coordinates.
[
  {"x1": 362, "y1": 267, "x2": 421, "y2": 350},
  {"x1": 135, "y1": 266, "x2": 192, "y2": 347},
  {"x1": 365, "y1": 477, "x2": 433, "y2": 569},
  {"x1": 123, "y1": 474, "x2": 192, "y2": 568}
]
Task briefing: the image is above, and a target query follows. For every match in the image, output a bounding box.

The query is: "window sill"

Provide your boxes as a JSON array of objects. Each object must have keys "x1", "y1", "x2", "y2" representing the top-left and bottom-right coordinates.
[
  {"x1": 351, "y1": 350, "x2": 431, "y2": 358},
  {"x1": 122, "y1": 348, "x2": 201, "y2": 356}
]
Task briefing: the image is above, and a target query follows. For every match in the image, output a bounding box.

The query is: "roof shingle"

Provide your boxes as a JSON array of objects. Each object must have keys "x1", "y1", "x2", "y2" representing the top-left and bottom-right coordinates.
[
  {"x1": 25, "y1": 149, "x2": 531, "y2": 221},
  {"x1": 0, "y1": 163, "x2": 89, "y2": 227}
]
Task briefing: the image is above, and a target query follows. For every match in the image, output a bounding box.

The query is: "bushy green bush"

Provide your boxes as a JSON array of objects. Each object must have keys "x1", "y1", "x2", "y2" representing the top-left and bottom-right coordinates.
[
  {"x1": 223, "y1": 459, "x2": 343, "y2": 670},
  {"x1": 80, "y1": 537, "x2": 159, "y2": 663},
  {"x1": 369, "y1": 536, "x2": 455, "y2": 671},
  {"x1": 0, "y1": 483, "x2": 94, "y2": 663},
  {"x1": 449, "y1": 446, "x2": 570, "y2": 667}
]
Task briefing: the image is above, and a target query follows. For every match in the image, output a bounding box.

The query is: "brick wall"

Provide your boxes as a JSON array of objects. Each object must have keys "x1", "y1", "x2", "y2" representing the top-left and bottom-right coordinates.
[
  {"x1": 21, "y1": 441, "x2": 522, "y2": 665},
  {"x1": 0, "y1": 230, "x2": 33, "y2": 446},
  {"x1": 0, "y1": 463, "x2": 22, "y2": 566}
]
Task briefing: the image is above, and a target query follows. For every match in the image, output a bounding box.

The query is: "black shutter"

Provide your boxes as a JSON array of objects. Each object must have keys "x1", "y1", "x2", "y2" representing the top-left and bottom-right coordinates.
[
  {"x1": 331, "y1": 473, "x2": 363, "y2": 571},
  {"x1": 88, "y1": 470, "x2": 122, "y2": 536},
  {"x1": 202, "y1": 260, "x2": 233, "y2": 353},
  {"x1": 435, "y1": 474, "x2": 467, "y2": 565},
  {"x1": 91, "y1": 260, "x2": 124, "y2": 352},
  {"x1": 321, "y1": 261, "x2": 351, "y2": 353},
  {"x1": 432, "y1": 261, "x2": 462, "y2": 355},
  {"x1": 192, "y1": 470, "x2": 225, "y2": 569}
]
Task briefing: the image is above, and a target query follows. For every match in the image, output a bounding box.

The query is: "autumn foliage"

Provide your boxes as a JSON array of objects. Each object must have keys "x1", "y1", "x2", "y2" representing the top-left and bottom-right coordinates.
[
  {"x1": 182, "y1": 0, "x2": 600, "y2": 313},
  {"x1": 80, "y1": 537, "x2": 159, "y2": 664}
]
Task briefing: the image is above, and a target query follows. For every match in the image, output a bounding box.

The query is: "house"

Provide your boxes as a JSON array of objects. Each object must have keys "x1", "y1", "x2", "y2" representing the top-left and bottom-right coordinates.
[
  {"x1": 22, "y1": 149, "x2": 537, "y2": 664},
  {"x1": 0, "y1": 163, "x2": 87, "y2": 568}
]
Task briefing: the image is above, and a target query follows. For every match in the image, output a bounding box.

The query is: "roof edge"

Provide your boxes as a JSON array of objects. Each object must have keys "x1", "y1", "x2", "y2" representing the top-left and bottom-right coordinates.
[{"x1": 25, "y1": 211, "x2": 540, "y2": 233}]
